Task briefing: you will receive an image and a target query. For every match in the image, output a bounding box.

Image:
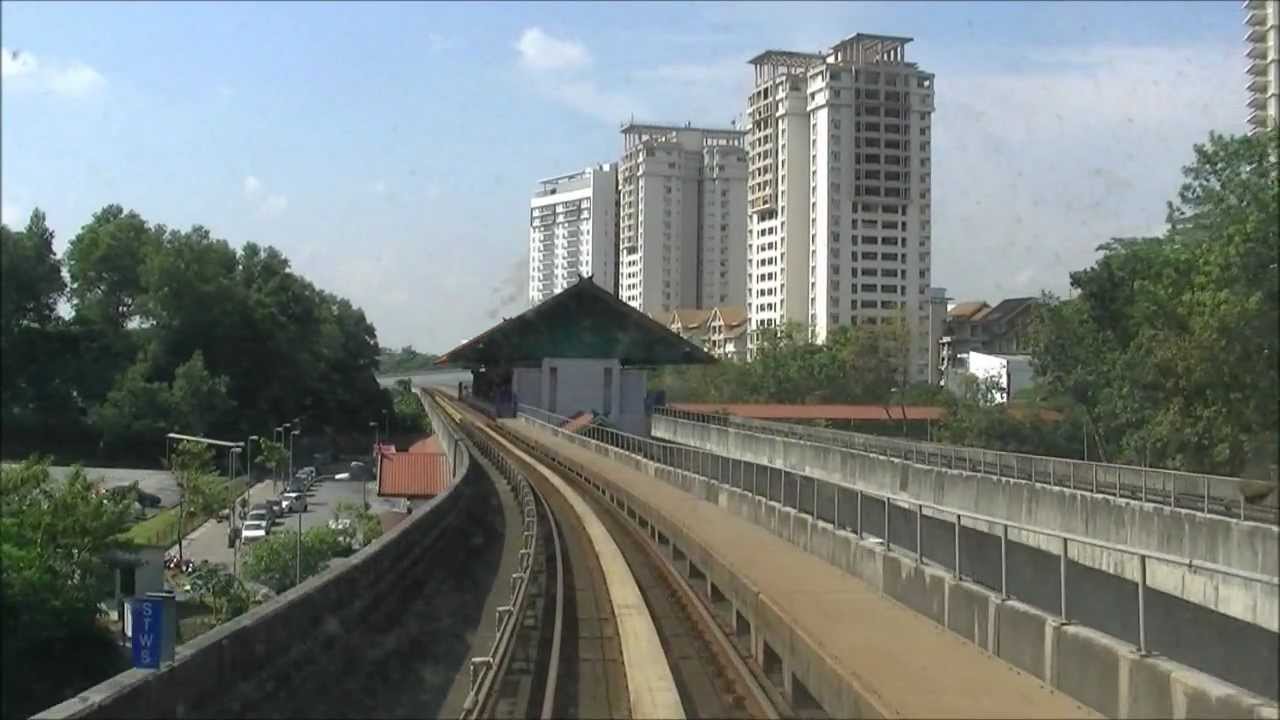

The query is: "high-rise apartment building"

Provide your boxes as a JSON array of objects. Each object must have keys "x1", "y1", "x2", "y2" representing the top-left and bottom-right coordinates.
[
  {"x1": 1245, "y1": 0, "x2": 1280, "y2": 135},
  {"x1": 617, "y1": 124, "x2": 747, "y2": 316},
  {"x1": 746, "y1": 34, "x2": 940, "y2": 383},
  {"x1": 528, "y1": 164, "x2": 618, "y2": 306}
]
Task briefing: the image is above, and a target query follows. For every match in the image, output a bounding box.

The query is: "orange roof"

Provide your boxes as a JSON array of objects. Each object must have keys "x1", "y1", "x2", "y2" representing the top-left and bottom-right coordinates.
[
  {"x1": 378, "y1": 443, "x2": 449, "y2": 498},
  {"x1": 671, "y1": 403, "x2": 947, "y2": 421}
]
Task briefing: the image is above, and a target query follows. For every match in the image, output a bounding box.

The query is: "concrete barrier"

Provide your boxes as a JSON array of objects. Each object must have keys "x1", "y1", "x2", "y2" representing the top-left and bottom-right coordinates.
[
  {"x1": 528, "y1": 416, "x2": 1280, "y2": 719},
  {"x1": 37, "y1": 397, "x2": 478, "y2": 720}
]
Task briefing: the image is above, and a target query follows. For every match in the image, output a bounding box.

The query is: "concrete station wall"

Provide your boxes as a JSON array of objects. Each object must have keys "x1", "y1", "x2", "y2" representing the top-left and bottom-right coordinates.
[
  {"x1": 37, "y1": 398, "x2": 477, "y2": 720},
  {"x1": 652, "y1": 414, "x2": 1279, "y2": 634},
  {"x1": 533, "y1": 417, "x2": 1280, "y2": 719}
]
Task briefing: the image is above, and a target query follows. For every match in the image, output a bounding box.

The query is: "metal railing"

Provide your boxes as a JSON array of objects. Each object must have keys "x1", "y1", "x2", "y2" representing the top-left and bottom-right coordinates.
[
  {"x1": 433, "y1": 400, "x2": 552, "y2": 720},
  {"x1": 654, "y1": 407, "x2": 1280, "y2": 523},
  {"x1": 518, "y1": 404, "x2": 1280, "y2": 655}
]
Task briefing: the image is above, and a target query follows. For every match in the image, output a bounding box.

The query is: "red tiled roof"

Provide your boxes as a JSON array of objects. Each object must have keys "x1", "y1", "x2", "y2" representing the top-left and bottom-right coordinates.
[
  {"x1": 378, "y1": 446, "x2": 449, "y2": 498},
  {"x1": 671, "y1": 403, "x2": 948, "y2": 421}
]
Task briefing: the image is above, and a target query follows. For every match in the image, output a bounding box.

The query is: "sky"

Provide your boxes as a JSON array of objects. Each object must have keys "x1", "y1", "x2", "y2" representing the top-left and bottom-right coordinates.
[{"x1": 1, "y1": 1, "x2": 1251, "y2": 353}]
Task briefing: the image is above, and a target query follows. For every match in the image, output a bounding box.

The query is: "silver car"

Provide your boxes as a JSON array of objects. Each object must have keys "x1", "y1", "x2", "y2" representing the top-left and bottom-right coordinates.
[{"x1": 281, "y1": 492, "x2": 307, "y2": 513}]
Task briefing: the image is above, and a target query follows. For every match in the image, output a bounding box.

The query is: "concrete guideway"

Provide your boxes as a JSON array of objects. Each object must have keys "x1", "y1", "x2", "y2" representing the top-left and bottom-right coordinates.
[
  {"x1": 450, "y1": 398, "x2": 686, "y2": 720},
  {"x1": 652, "y1": 412, "x2": 1280, "y2": 636},
  {"x1": 503, "y1": 418, "x2": 1099, "y2": 719}
]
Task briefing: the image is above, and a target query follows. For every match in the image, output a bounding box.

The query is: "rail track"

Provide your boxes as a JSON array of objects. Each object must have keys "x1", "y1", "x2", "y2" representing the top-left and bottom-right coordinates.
[{"x1": 430, "y1": 390, "x2": 782, "y2": 720}]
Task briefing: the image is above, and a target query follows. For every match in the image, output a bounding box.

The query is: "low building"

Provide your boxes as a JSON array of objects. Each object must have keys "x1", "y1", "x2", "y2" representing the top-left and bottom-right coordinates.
[
  {"x1": 436, "y1": 276, "x2": 716, "y2": 436},
  {"x1": 706, "y1": 306, "x2": 748, "y2": 361},
  {"x1": 940, "y1": 297, "x2": 1041, "y2": 383},
  {"x1": 377, "y1": 436, "x2": 449, "y2": 499},
  {"x1": 962, "y1": 351, "x2": 1036, "y2": 404},
  {"x1": 665, "y1": 308, "x2": 713, "y2": 348}
]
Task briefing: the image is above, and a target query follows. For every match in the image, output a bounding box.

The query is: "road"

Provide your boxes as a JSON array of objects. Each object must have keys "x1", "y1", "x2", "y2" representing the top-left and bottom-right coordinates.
[{"x1": 172, "y1": 471, "x2": 380, "y2": 573}]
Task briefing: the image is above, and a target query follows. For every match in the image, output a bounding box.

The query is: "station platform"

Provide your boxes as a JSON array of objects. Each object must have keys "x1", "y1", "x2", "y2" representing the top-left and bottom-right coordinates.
[{"x1": 503, "y1": 419, "x2": 1099, "y2": 719}]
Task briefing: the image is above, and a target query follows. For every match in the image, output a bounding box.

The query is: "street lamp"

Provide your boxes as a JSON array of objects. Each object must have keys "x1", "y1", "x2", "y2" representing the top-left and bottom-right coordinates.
[
  {"x1": 367, "y1": 421, "x2": 379, "y2": 510},
  {"x1": 230, "y1": 447, "x2": 243, "y2": 576},
  {"x1": 289, "y1": 429, "x2": 300, "y2": 486}
]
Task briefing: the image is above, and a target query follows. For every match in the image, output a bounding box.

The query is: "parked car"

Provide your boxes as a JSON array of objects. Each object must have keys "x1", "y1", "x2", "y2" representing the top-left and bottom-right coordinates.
[
  {"x1": 246, "y1": 508, "x2": 271, "y2": 526},
  {"x1": 281, "y1": 492, "x2": 307, "y2": 513},
  {"x1": 241, "y1": 520, "x2": 269, "y2": 544},
  {"x1": 265, "y1": 498, "x2": 284, "y2": 518}
]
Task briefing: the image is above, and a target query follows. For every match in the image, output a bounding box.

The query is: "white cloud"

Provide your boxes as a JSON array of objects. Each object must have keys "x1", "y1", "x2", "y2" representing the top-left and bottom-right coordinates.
[
  {"x1": 371, "y1": 180, "x2": 387, "y2": 195},
  {"x1": 426, "y1": 33, "x2": 458, "y2": 53},
  {"x1": 515, "y1": 27, "x2": 590, "y2": 71},
  {"x1": 261, "y1": 194, "x2": 288, "y2": 216},
  {"x1": 241, "y1": 175, "x2": 286, "y2": 216},
  {"x1": 929, "y1": 43, "x2": 1245, "y2": 301},
  {"x1": 551, "y1": 79, "x2": 645, "y2": 126},
  {"x1": 2, "y1": 48, "x2": 37, "y2": 78},
  {"x1": 2, "y1": 48, "x2": 104, "y2": 97},
  {"x1": 47, "y1": 62, "x2": 104, "y2": 97},
  {"x1": 2, "y1": 202, "x2": 20, "y2": 227}
]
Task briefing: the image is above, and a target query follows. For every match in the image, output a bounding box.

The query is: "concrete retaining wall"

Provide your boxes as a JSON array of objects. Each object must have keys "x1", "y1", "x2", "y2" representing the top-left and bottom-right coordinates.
[
  {"x1": 36, "y1": 398, "x2": 476, "y2": 720},
  {"x1": 531, "y1": 417, "x2": 1280, "y2": 719},
  {"x1": 653, "y1": 414, "x2": 1279, "y2": 634}
]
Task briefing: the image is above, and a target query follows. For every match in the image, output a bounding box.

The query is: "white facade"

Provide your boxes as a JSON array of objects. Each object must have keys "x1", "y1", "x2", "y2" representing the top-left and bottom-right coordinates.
[
  {"x1": 514, "y1": 358, "x2": 650, "y2": 436},
  {"x1": 967, "y1": 351, "x2": 1035, "y2": 404},
  {"x1": 529, "y1": 164, "x2": 618, "y2": 305},
  {"x1": 746, "y1": 35, "x2": 939, "y2": 383},
  {"x1": 618, "y1": 124, "x2": 747, "y2": 316},
  {"x1": 1245, "y1": 0, "x2": 1280, "y2": 136}
]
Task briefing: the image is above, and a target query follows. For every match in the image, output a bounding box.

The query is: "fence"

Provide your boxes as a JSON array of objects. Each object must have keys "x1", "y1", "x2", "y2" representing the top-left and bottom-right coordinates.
[
  {"x1": 655, "y1": 407, "x2": 1279, "y2": 523},
  {"x1": 518, "y1": 404, "x2": 1279, "y2": 658}
]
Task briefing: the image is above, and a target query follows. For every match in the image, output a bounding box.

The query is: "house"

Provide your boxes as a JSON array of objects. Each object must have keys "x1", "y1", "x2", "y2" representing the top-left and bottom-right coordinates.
[
  {"x1": 706, "y1": 306, "x2": 749, "y2": 361},
  {"x1": 940, "y1": 297, "x2": 1041, "y2": 383},
  {"x1": 435, "y1": 276, "x2": 716, "y2": 436},
  {"x1": 664, "y1": 308, "x2": 713, "y2": 349}
]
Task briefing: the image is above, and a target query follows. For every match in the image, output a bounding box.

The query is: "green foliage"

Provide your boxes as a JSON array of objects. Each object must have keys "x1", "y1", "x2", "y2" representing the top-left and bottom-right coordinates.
[
  {"x1": 241, "y1": 525, "x2": 352, "y2": 594},
  {"x1": 3, "y1": 204, "x2": 390, "y2": 464},
  {"x1": 652, "y1": 320, "x2": 910, "y2": 405},
  {"x1": 333, "y1": 500, "x2": 384, "y2": 546},
  {"x1": 378, "y1": 345, "x2": 440, "y2": 374},
  {"x1": 186, "y1": 561, "x2": 250, "y2": 623},
  {"x1": 391, "y1": 379, "x2": 431, "y2": 434},
  {"x1": 1, "y1": 459, "x2": 136, "y2": 719},
  {"x1": 1030, "y1": 128, "x2": 1279, "y2": 475},
  {"x1": 256, "y1": 439, "x2": 288, "y2": 481}
]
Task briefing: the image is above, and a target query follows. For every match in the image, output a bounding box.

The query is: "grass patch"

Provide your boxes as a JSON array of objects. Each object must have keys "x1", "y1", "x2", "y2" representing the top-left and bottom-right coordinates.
[{"x1": 120, "y1": 479, "x2": 246, "y2": 547}]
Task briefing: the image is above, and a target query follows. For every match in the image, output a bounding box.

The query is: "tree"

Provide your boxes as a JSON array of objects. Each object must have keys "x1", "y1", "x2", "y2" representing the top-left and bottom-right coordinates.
[
  {"x1": 165, "y1": 440, "x2": 219, "y2": 560},
  {"x1": 90, "y1": 361, "x2": 174, "y2": 459},
  {"x1": 169, "y1": 351, "x2": 232, "y2": 437},
  {"x1": 391, "y1": 379, "x2": 431, "y2": 434},
  {"x1": 241, "y1": 526, "x2": 351, "y2": 594},
  {"x1": 1, "y1": 459, "x2": 136, "y2": 719},
  {"x1": 333, "y1": 500, "x2": 384, "y2": 548},
  {"x1": 186, "y1": 561, "x2": 251, "y2": 623},
  {"x1": 1031, "y1": 128, "x2": 1279, "y2": 475},
  {"x1": 257, "y1": 439, "x2": 288, "y2": 491}
]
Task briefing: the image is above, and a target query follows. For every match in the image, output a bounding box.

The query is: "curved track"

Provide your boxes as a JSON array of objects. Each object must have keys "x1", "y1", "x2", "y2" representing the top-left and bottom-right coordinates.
[{"x1": 432, "y1": 390, "x2": 781, "y2": 720}]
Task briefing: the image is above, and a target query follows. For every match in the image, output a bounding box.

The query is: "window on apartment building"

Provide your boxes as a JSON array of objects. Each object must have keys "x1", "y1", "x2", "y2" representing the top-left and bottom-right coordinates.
[
  {"x1": 861, "y1": 299, "x2": 877, "y2": 309},
  {"x1": 860, "y1": 267, "x2": 879, "y2": 277}
]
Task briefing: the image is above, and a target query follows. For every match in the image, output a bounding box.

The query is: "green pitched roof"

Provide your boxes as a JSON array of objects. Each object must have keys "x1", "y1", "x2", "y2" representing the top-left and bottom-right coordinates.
[{"x1": 435, "y1": 277, "x2": 717, "y2": 369}]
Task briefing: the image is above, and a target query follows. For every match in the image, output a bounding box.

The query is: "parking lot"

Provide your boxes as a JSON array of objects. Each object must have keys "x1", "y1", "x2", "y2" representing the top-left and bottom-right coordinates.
[{"x1": 172, "y1": 469, "x2": 376, "y2": 573}]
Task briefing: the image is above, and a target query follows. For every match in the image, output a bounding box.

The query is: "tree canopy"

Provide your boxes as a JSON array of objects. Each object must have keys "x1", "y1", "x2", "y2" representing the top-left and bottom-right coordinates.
[
  {"x1": 1031, "y1": 128, "x2": 1278, "y2": 476},
  {"x1": 1, "y1": 204, "x2": 395, "y2": 464}
]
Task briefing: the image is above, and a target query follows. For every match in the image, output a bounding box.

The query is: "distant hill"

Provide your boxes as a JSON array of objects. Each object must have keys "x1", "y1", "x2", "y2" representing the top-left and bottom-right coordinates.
[{"x1": 378, "y1": 346, "x2": 440, "y2": 375}]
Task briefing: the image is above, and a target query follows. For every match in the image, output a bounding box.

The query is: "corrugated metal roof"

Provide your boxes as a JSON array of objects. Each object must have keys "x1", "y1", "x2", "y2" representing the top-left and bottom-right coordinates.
[
  {"x1": 671, "y1": 403, "x2": 947, "y2": 421},
  {"x1": 378, "y1": 448, "x2": 449, "y2": 498}
]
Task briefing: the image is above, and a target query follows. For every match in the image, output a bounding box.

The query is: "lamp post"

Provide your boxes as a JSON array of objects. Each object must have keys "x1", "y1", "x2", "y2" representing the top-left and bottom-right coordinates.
[
  {"x1": 276, "y1": 424, "x2": 289, "y2": 493},
  {"x1": 246, "y1": 435, "x2": 259, "y2": 487},
  {"x1": 367, "y1": 421, "x2": 379, "y2": 510},
  {"x1": 230, "y1": 447, "x2": 242, "y2": 576},
  {"x1": 291, "y1": 428, "x2": 302, "y2": 588},
  {"x1": 289, "y1": 428, "x2": 300, "y2": 484}
]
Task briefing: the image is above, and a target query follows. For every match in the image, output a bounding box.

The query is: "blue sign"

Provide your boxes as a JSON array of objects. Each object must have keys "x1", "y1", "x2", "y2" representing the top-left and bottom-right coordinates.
[{"x1": 131, "y1": 598, "x2": 164, "y2": 669}]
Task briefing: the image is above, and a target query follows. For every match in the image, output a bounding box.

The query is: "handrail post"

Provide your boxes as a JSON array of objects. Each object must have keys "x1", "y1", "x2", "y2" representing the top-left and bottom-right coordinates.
[
  {"x1": 884, "y1": 496, "x2": 891, "y2": 550},
  {"x1": 915, "y1": 502, "x2": 923, "y2": 563},
  {"x1": 834, "y1": 485, "x2": 841, "y2": 530},
  {"x1": 1000, "y1": 523, "x2": 1008, "y2": 598},
  {"x1": 954, "y1": 514, "x2": 961, "y2": 578},
  {"x1": 1059, "y1": 537, "x2": 1069, "y2": 622},
  {"x1": 856, "y1": 490, "x2": 863, "y2": 537},
  {"x1": 1203, "y1": 477, "x2": 1209, "y2": 513},
  {"x1": 1137, "y1": 554, "x2": 1149, "y2": 656}
]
